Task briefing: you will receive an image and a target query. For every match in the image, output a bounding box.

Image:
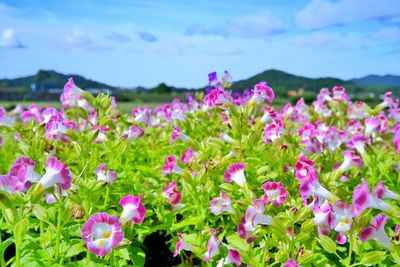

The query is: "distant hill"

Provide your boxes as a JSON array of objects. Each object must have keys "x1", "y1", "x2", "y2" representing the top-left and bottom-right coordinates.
[
  {"x1": 231, "y1": 69, "x2": 359, "y2": 96},
  {"x1": 0, "y1": 70, "x2": 116, "y2": 91},
  {"x1": 350, "y1": 74, "x2": 400, "y2": 87}
]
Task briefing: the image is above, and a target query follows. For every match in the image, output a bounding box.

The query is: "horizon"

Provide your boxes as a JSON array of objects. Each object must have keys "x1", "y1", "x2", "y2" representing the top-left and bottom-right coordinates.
[{"x1": 1, "y1": 0, "x2": 400, "y2": 88}]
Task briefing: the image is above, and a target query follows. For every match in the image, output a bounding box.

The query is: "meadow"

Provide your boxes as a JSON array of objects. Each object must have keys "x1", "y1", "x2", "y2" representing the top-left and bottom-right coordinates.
[{"x1": 0, "y1": 73, "x2": 399, "y2": 266}]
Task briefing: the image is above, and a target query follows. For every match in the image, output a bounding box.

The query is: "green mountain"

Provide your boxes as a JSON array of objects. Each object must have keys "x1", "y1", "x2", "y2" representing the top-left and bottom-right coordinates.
[
  {"x1": 231, "y1": 69, "x2": 359, "y2": 96},
  {"x1": 0, "y1": 70, "x2": 116, "y2": 91},
  {"x1": 350, "y1": 74, "x2": 400, "y2": 87}
]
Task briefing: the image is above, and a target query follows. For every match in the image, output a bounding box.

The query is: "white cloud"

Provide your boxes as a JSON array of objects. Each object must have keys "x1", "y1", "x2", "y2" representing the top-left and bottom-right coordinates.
[
  {"x1": 293, "y1": 31, "x2": 371, "y2": 50},
  {"x1": 64, "y1": 29, "x2": 112, "y2": 51},
  {"x1": 0, "y1": 28, "x2": 25, "y2": 48},
  {"x1": 186, "y1": 12, "x2": 288, "y2": 38},
  {"x1": 296, "y1": 0, "x2": 400, "y2": 29}
]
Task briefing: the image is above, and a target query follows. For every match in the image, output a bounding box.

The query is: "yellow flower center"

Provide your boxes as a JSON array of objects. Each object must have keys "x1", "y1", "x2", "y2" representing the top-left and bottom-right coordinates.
[{"x1": 102, "y1": 232, "x2": 111, "y2": 239}]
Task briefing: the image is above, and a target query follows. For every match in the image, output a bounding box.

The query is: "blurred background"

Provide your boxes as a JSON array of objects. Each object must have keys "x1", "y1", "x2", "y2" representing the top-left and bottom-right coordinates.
[{"x1": 0, "y1": 0, "x2": 399, "y2": 108}]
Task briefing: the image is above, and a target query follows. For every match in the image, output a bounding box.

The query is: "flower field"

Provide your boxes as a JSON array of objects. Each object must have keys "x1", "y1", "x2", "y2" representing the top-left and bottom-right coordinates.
[{"x1": 0, "y1": 72, "x2": 399, "y2": 266}]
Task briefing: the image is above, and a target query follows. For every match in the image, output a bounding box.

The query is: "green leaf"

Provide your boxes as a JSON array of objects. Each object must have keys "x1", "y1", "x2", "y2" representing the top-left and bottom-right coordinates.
[
  {"x1": 65, "y1": 243, "x2": 86, "y2": 258},
  {"x1": 361, "y1": 251, "x2": 387, "y2": 266},
  {"x1": 128, "y1": 246, "x2": 146, "y2": 267},
  {"x1": 226, "y1": 233, "x2": 250, "y2": 252},
  {"x1": 14, "y1": 218, "x2": 29, "y2": 245},
  {"x1": 317, "y1": 235, "x2": 336, "y2": 254},
  {"x1": 32, "y1": 204, "x2": 49, "y2": 221}
]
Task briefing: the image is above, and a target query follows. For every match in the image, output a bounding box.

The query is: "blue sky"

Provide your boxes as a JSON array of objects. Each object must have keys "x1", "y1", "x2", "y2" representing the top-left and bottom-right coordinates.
[{"x1": 0, "y1": 0, "x2": 400, "y2": 88}]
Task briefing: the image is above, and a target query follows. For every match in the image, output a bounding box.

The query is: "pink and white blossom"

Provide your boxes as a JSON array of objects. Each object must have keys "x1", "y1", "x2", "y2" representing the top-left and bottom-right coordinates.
[
  {"x1": 95, "y1": 163, "x2": 117, "y2": 185},
  {"x1": 119, "y1": 194, "x2": 146, "y2": 224}
]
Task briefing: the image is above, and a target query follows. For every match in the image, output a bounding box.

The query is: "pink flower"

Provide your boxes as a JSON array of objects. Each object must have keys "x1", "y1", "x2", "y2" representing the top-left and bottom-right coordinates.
[
  {"x1": 359, "y1": 214, "x2": 393, "y2": 249},
  {"x1": 373, "y1": 180, "x2": 399, "y2": 200},
  {"x1": 119, "y1": 194, "x2": 146, "y2": 224},
  {"x1": 262, "y1": 182, "x2": 288, "y2": 207},
  {"x1": 95, "y1": 163, "x2": 117, "y2": 185},
  {"x1": 210, "y1": 192, "x2": 234, "y2": 215},
  {"x1": 250, "y1": 81, "x2": 275, "y2": 103},
  {"x1": 283, "y1": 259, "x2": 299, "y2": 267},
  {"x1": 339, "y1": 150, "x2": 363, "y2": 172},
  {"x1": 8, "y1": 157, "x2": 40, "y2": 191},
  {"x1": 332, "y1": 86, "x2": 348, "y2": 102},
  {"x1": 298, "y1": 124, "x2": 316, "y2": 144},
  {"x1": 364, "y1": 116, "x2": 380, "y2": 136},
  {"x1": 81, "y1": 213, "x2": 124, "y2": 256},
  {"x1": 39, "y1": 157, "x2": 71, "y2": 191},
  {"x1": 170, "y1": 126, "x2": 189, "y2": 144},
  {"x1": 45, "y1": 115, "x2": 69, "y2": 141},
  {"x1": 295, "y1": 155, "x2": 318, "y2": 181},
  {"x1": 204, "y1": 228, "x2": 221, "y2": 261},
  {"x1": 180, "y1": 147, "x2": 196, "y2": 164},
  {"x1": 352, "y1": 179, "x2": 392, "y2": 217},
  {"x1": 0, "y1": 174, "x2": 17, "y2": 194},
  {"x1": 131, "y1": 106, "x2": 151, "y2": 125},
  {"x1": 216, "y1": 246, "x2": 241, "y2": 267},
  {"x1": 313, "y1": 200, "x2": 334, "y2": 236},
  {"x1": 299, "y1": 179, "x2": 332, "y2": 204},
  {"x1": 0, "y1": 107, "x2": 15, "y2": 127},
  {"x1": 224, "y1": 163, "x2": 246, "y2": 186},
  {"x1": 21, "y1": 104, "x2": 43, "y2": 124},
  {"x1": 163, "y1": 181, "x2": 181, "y2": 205},
  {"x1": 204, "y1": 88, "x2": 229, "y2": 108},
  {"x1": 263, "y1": 123, "x2": 283, "y2": 143},
  {"x1": 60, "y1": 78, "x2": 88, "y2": 108},
  {"x1": 173, "y1": 233, "x2": 192, "y2": 257},
  {"x1": 162, "y1": 156, "x2": 183, "y2": 176},
  {"x1": 347, "y1": 134, "x2": 369, "y2": 155},
  {"x1": 332, "y1": 201, "x2": 353, "y2": 244},
  {"x1": 238, "y1": 198, "x2": 273, "y2": 242},
  {"x1": 121, "y1": 126, "x2": 144, "y2": 142}
]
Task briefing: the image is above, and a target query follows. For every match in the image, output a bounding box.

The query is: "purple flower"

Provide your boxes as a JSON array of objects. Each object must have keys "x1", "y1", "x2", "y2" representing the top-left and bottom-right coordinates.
[
  {"x1": 95, "y1": 163, "x2": 117, "y2": 185},
  {"x1": 224, "y1": 163, "x2": 246, "y2": 186},
  {"x1": 81, "y1": 213, "x2": 124, "y2": 256},
  {"x1": 119, "y1": 194, "x2": 146, "y2": 224},
  {"x1": 359, "y1": 214, "x2": 393, "y2": 249},
  {"x1": 39, "y1": 157, "x2": 71, "y2": 191}
]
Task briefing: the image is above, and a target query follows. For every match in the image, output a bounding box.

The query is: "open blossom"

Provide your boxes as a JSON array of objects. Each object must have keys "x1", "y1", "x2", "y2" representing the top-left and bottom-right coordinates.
[
  {"x1": 373, "y1": 180, "x2": 399, "y2": 200},
  {"x1": 250, "y1": 81, "x2": 275, "y2": 103},
  {"x1": 238, "y1": 198, "x2": 273, "y2": 243},
  {"x1": 0, "y1": 107, "x2": 15, "y2": 127},
  {"x1": 262, "y1": 182, "x2": 288, "y2": 207},
  {"x1": 216, "y1": 246, "x2": 241, "y2": 267},
  {"x1": 210, "y1": 192, "x2": 234, "y2": 215},
  {"x1": 0, "y1": 174, "x2": 17, "y2": 194},
  {"x1": 332, "y1": 201, "x2": 353, "y2": 244},
  {"x1": 364, "y1": 116, "x2": 380, "y2": 136},
  {"x1": 38, "y1": 157, "x2": 71, "y2": 191},
  {"x1": 224, "y1": 163, "x2": 246, "y2": 186},
  {"x1": 95, "y1": 163, "x2": 117, "y2": 185},
  {"x1": 163, "y1": 181, "x2": 181, "y2": 205},
  {"x1": 339, "y1": 150, "x2": 363, "y2": 172},
  {"x1": 81, "y1": 213, "x2": 124, "y2": 256},
  {"x1": 263, "y1": 123, "x2": 283, "y2": 143},
  {"x1": 21, "y1": 104, "x2": 43, "y2": 124},
  {"x1": 204, "y1": 228, "x2": 221, "y2": 261},
  {"x1": 131, "y1": 106, "x2": 151, "y2": 125},
  {"x1": 162, "y1": 156, "x2": 183, "y2": 176},
  {"x1": 295, "y1": 155, "x2": 318, "y2": 181},
  {"x1": 313, "y1": 200, "x2": 334, "y2": 236},
  {"x1": 299, "y1": 177, "x2": 332, "y2": 204},
  {"x1": 60, "y1": 78, "x2": 88, "y2": 108},
  {"x1": 180, "y1": 147, "x2": 196, "y2": 164},
  {"x1": 170, "y1": 126, "x2": 189, "y2": 144},
  {"x1": 359, "y1": 214, "x2": 393, "y2": 249},
  {"x1": 204, "y1": 88, "x2": 229, "y2": 108},
  {"x1": 347, "y1": 134, "x2": 369, "y2": 155},
  {"x1": 121, "y1": 126, "x2": 144, "y2": 142},
  {"x1": 45, "y1": 115, "x2": 69, "y2": 141},
  {"x1": 353, "y1": 179, "x2": 392, "y2": 217},
  {"x1": 119, "y1": 194, "x2": 146, "y2": 224},
  {"x1": 173, "y1": 233, "x2": 192, "y2": 257},
  {"x1": 332, "y1": 86, "x2": 348, "y2": 102},
  {"x1": 8, "y1": 157, "x2": 40, "y2": 191},
  {"x1": 298, "y1": 124, "x2": 316, "y2": 144}
]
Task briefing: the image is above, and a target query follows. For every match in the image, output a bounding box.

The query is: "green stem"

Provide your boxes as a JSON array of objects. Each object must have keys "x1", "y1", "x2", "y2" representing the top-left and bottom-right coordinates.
[
  {"x1": 104, "y1": 186, "x2": 110, "y2": 209},
  {"x1": 55, "y1": 193, "x2": 63, "y2": 262},
  {"x1": 0, "y1": 233, "x2": 5, "y2": 267},
  {"x1": 15, "y1": 244, "x2": 20, "y2": 267},
  {"x1": 346, "y1": 234, "x2": 353, "y2": 267}
]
